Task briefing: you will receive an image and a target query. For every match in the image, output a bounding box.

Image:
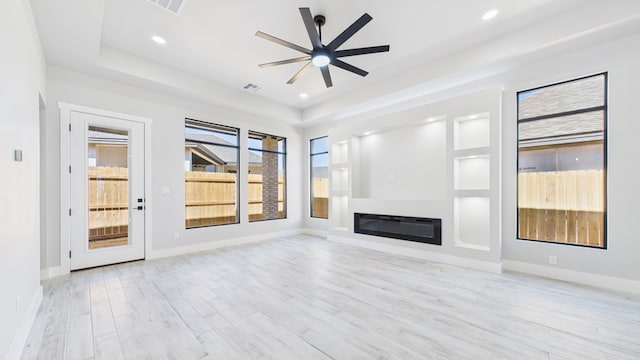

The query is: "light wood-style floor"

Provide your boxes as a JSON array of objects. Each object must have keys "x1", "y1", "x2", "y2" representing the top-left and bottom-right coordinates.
[{"x1": 22, "y1": 235, "x2": 640, "y2": 359}]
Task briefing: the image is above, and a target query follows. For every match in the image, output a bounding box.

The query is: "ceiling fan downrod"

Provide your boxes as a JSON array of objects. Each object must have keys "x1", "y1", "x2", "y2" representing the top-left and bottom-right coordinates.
[{"x1": 314, "y1": 15, "x2": 325, "y2": 42}]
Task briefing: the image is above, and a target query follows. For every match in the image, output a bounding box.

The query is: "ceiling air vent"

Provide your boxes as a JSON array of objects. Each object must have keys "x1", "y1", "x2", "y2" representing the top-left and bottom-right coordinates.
[
  {"x1": 147, "y1": 0, "x2": 185, "y2": 15},
  {"x1": 242, "y1": 83, "x2": 262, "y2": 93}
]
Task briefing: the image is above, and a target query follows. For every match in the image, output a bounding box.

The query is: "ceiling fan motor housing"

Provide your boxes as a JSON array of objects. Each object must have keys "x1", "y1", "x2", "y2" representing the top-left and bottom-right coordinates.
[{"x1": 256, "y1": 7, "x2": 390, "y2": 88}]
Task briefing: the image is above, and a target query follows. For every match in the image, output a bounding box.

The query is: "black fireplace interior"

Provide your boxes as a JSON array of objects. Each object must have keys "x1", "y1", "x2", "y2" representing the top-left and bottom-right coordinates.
[{"x1": 354, "y1": 213, "x2": 442, "y2": 245}]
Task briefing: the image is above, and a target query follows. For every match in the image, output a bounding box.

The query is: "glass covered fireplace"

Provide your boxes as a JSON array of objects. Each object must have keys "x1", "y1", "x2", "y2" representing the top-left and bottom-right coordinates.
[{"x1": 354, "y1": 213, "x2": 442, "y2": 245}]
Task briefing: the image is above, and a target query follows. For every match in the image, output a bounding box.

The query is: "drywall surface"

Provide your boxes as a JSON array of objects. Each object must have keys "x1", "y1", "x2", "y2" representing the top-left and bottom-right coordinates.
[
  {"x1": 0, "y1": 0, "x2": 47, "y2": 358},
  {"x1": 359, "y1": 122, "x2": 447, "y2": 200}
]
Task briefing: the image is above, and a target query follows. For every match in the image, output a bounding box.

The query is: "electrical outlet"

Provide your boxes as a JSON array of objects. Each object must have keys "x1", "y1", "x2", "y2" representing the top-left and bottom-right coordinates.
[
  {"x1": 549, "y1": 255, "x2": 557, "y2": 265},
  {"x1": 174, "y1": 232, "x2": 180, "y2": 240}
]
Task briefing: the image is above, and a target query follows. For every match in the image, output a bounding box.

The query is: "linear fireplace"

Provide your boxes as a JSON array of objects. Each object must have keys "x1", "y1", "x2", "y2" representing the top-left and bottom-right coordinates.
[{"x1": 354, "y1": 213, "x2": 442, "y2": 245}]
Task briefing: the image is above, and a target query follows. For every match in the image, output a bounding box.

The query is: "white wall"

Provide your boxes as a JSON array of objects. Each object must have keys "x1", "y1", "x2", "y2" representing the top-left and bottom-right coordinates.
[
  {"x1": 43, "y1": 67, "x2": 303, "y2": 269},
  {"x1": 0, "y1": 0, "x2": 47, "y2": 358},
  {"x1": 359, "y1": 123, "x2": 447, "y2": 200}
]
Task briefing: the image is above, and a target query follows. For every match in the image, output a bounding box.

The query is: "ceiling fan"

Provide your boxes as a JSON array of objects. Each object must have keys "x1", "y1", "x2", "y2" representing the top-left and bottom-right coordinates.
[{"x1": 256, "y1": 7, "x2": 390, "y2": 88}]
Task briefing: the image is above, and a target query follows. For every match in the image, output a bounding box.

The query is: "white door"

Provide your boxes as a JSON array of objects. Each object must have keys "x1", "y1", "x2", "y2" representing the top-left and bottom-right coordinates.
[{"x1": 69, "y1": 111, "x2": 145, "y2": 270}]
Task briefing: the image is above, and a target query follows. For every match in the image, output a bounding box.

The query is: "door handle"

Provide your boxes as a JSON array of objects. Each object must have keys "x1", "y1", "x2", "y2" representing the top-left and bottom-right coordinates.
[{"x1": 136, "y1": 205, "x2": 145, "y2": 210}]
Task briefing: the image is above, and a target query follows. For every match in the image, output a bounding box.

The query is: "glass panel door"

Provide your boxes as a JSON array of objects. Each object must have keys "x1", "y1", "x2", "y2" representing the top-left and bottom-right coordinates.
[
  {"x1": 87, "y1": 126, "x2": 130, "y2": 249},
  {"x1": 69, "y1": 110, "x2": 145, "y2": 270}
]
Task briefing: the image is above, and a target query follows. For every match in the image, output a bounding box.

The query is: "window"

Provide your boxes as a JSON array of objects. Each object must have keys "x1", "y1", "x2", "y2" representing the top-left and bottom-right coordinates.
[
  {"x1": 517, "y1": 73, "x2": 607, "y2": 248},
  {"x1": 185, "y1": 119, "x2": 239, "y2": 228},
  {"x1": 310, "y1": 136, "x2": 329, "y2": 218},
  {"x1": 248, "y1": 131, "x2": 286, "y2": 221}
]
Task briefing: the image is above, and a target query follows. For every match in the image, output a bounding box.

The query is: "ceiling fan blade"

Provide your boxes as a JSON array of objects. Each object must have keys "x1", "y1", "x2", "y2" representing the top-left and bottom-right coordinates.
[
  {"x1": 332, "y1": 59, "x2": 368, "y2": 77},
  {"x1": 327, "y1": 13, "x2": 373, "y2": 51},
  {"x1": 287, "y1": 62, "x2": 313, "y2": 84},
  {"x1": 299, "y1": 8, "x2": 322, "y2": 49},
  {"x1": 335, "y1": 45, "x2": 390, "y2": 58},
  {"x1": 320, "y1": 66, "x2": 333, "y2": 88},
  {"x1": 255, "y1": 31, "x2": 312, "y2": 55},
  {"x1": 259, "y1": 56, "x2": 312, "y2": 68}
]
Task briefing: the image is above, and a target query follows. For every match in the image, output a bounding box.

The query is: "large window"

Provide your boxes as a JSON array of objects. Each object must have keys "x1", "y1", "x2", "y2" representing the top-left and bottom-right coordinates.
[
  {"x1": 517, "y1": 73, "x2": 607, "y2": 248},
  {"x1": 248, "y1": 131, "x2": 286, "y2": 221},
  {"x1": 185, "y1": 119, "x2": 239, "y2": 228},
  {"x1": 310, "y1": 136, "x2": 329, "y2": 218}
]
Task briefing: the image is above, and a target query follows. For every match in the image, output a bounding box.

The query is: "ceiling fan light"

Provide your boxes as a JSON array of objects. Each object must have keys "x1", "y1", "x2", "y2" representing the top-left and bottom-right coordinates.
[{"x1": 312, "y1": 54, "x2": 331, "y2": 67}]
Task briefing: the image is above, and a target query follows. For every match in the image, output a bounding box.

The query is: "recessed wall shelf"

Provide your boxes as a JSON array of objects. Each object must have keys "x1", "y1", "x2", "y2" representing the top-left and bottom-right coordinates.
[
  {"x1": 329, "y1": 139, "x2": 351, "y2": 231},
  {"x1": 454, "y1": 113, "x2": 490, "y2": 151},
  {"x1": 451, "y1": 109, "x2": 495, "y2": 253},
  {"x1": 454, "y1": 196, "x2": 491, "y2": 250},
  {"x1": 454, "y1": 155, "x2": 490, "y2": 190}
]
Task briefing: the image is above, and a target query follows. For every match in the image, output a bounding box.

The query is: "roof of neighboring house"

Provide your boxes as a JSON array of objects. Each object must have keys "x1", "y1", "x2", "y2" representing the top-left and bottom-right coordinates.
[
  {"x1": 185, "y1": 133, "x2": 262, "y2": 165},
  {"x1": 88, "y1": 130, "x2": 263, "y2": 164},
  {"x1": 88, "y1": 129, "x2": 127, "y2": 144},
  {"x1": 519, "y1": 76, "x2": 604, "y2": 145}
]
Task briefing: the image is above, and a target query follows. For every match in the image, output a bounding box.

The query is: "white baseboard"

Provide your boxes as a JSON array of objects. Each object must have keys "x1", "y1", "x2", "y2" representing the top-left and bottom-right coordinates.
[
  {"x1": 328, "y1": 234, "x2": 502, "y2": 274},
  {"x1": 148, "y1": 229, "x2": 302, "y2": 260},
  {"x1": 40, "y1": 265, "x2": 69, "y2": 280},
  {"x1": 300, "y1": 228, "x2": 327, "y2": 238},
  {"x1": 5, "y1": 285, "x2": 42, "y2": 360},
  {"x1": 503, "y1": 260, "x2": 640, "y2": 295}
]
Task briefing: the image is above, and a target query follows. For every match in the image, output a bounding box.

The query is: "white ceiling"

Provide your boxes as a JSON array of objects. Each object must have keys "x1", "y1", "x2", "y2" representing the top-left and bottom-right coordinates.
[{"x1": 28, "y1": 0, "x2": 640, "y2": 126}]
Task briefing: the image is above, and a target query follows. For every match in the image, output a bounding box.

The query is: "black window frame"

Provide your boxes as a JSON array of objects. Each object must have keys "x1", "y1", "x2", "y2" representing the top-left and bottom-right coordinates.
[
  {"x1": 248, "y1": 130, "x2": 287, "y2": 222},
  {"x1": 516, "y1": 72, "x2": 608, "y2": 249},
  {"x1": 184, "y1": 118, "x2": 240, "y2": 229}
]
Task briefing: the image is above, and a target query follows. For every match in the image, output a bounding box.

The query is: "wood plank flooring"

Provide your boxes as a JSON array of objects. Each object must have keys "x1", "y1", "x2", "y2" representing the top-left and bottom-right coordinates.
[{"x1": 21, "y1": 235, "x2": 640, "y2": 359}]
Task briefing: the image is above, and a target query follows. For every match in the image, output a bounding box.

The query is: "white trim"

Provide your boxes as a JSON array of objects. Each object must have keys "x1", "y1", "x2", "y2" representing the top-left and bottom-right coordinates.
[
  {"x1": 300, "y1": 228, "x2": 327, "y2": 238},
  {"x1": 328, "y1": 234, "x2": 503, "y2": 273},
  {"x1": 5, "y1": 286, "x2": 43, "y2": 360},
  {"x1": 59, "y1": 104, "x2": 71, "y2": 273},
  {"x1": 40, "y1": 266, "x2": 69, "y2": 280},
  {"x1": 503, "y1": 260, "x2": 640, "y2": 295},
  {"x1": 58, "y1": 102, "x2": 153, "y2": 125},
  {"x1": 147, "y1": 229, "x2": 301, "y2": 259},
  {"x1": 58, "y1": 102, "x2": 152, "y2": 274}
]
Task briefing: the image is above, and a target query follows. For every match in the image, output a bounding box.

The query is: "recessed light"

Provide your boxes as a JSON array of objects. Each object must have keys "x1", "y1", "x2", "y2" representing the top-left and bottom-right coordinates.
[
  {"x1": 299, "y1": 93, "x2": 308, "y2": 99},
  {"x1": 364, "y1": 131, "x2": 374, "y2": 136},
  {"x1": 482, "y1": 9, "x2": 499, "y2": 21},
  {"x1": 151, "y1": 35, "x2": 166, "y2": 45}
]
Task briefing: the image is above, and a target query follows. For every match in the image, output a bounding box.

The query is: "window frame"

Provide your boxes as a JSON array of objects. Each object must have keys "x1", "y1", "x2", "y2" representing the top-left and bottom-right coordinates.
[
  {"x1": 248, "y1": 130, "x2": 287, "y2": 222},
  {"x1": 184, "y1": 118, "x2": 240, "y2": 229},
  {"x1": 309, "y1": 136, "x2": 329, "y2": 219},
  {"x1": 516, "y1": 72, "x2": 608, "y2": 249}
]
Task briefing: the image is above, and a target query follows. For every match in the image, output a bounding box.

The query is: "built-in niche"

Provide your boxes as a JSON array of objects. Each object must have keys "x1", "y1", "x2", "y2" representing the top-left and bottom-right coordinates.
[
  {"x1": 454, "y1": 113, "x2": 490, "y2": 150},
  {"x1": 329, "y1": 141, "x2": 349, "y2": 231},
  {"x1": 452, "y1": 112, "x2": 492, "y2": 251},
  {"x1": 454, "y1": 155, "x2": 490, "y2": 190},
  {"x1": 454, "y1": 197, "x2": 491, "y2": 250}
]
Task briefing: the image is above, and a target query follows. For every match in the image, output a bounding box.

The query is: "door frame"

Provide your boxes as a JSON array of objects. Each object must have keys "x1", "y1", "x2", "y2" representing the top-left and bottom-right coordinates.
[{"x1": 59, "y1": 102, "x2": 153, "y2": 273}]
